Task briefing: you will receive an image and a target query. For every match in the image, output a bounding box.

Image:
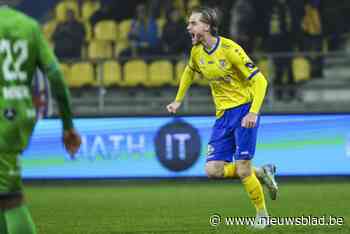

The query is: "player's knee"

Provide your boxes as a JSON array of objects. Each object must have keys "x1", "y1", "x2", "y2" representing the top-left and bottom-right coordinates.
[
  {"x1": 237, "y1": 168, "x2": 251, "y2": 179},
  {"x1": 205, "y1": 162, "x2": 224, "y2": 179},
  {"x1": 236, "y1": 161, "x2": 252, "y2": 179}
]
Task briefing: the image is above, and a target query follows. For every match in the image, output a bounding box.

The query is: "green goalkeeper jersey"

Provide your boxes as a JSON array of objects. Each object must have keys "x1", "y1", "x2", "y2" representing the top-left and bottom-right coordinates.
[{"x1": 0, "y1": 6, "x2": 73, "y2": 152}]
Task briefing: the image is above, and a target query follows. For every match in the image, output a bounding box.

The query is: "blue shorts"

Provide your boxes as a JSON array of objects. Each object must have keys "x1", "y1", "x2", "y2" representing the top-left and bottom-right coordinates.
[{"x1": 206, "y1": 103, "x2": 260, "y2": 162}]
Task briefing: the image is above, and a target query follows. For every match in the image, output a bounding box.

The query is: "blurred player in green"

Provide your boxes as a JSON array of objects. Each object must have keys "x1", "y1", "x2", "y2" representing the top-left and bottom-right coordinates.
[{"x1": 0, "y1": 2, "x2": 81, "y2": 233}]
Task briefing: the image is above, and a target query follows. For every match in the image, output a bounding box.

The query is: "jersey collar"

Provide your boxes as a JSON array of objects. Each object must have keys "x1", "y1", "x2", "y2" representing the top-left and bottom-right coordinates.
[{"x1": 203, "y1": 36, "x2": 220, "y2": 55}]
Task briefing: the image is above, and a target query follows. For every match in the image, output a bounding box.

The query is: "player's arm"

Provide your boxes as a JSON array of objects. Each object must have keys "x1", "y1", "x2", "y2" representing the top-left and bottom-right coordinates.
[
  {"x1": 248, "y1": 72, "x2": 268, "y2": 114},
  {"x1": 33, "y1": 23, "x2": 81, "y2": 155},
  {"x1": 227, "y1": 46, "x2": 268, "y2": 127},
  {"x1": 167, "y1": 52, "x2": 197, "y2": 113},
  {"x1": 175, "y1": 65, "x2": 196, "y2": 102}
]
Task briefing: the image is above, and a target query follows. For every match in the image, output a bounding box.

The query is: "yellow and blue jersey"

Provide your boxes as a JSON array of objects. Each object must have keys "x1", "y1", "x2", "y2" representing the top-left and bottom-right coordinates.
[{"x1": 175, "y1": 36, "x2": 267, "y2": 117}]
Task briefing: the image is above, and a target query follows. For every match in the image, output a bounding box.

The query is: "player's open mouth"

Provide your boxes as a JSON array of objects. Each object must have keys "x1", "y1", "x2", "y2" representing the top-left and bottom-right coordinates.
[{"x1": 190, "y1": 32, "x2": 196, "y2": 43}]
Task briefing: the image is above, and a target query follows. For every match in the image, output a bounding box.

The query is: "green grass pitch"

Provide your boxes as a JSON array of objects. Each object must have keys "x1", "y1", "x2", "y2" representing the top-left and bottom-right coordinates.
[{"x1": 25, "y1": 180, "x2": 349, "y2": 234}]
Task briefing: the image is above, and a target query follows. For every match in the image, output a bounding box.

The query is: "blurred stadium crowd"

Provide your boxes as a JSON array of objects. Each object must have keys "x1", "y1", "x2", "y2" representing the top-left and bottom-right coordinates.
[{"x1": 17, "y1": 0, "x2": 350, "y2": 114}]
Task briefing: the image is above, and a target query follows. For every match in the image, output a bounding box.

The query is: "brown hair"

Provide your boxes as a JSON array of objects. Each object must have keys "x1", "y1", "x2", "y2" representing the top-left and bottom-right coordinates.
[{"x1": 191, "y1": 6, "x2": 220, "y2": 36}]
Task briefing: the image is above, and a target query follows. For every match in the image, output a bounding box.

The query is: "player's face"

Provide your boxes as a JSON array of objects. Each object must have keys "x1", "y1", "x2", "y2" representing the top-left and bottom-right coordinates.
[{"x1": 187, "y1": 12, "x2": 210, "y2": 45}]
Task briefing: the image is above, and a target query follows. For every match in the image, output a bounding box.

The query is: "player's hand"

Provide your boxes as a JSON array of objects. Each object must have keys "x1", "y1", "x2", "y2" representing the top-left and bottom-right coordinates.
[
  {"x1": 63, "y1": 128, "x2": 81, "y2": 158},
  {"x1": 241, "y1": 112, "x2": 258, "y2": 128},
  {"x1": 166, "y1": 101, "x2": 182, "y2": 114}
]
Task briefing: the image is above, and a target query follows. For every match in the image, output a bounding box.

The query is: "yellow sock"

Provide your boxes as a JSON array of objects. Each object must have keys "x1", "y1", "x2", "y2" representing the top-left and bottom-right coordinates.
[
  {"x1": 224, "y1": 163, "x2": 237, "y2": 178},
  {"x1": 224, "y1": 163, "x2": 261, "y2": 179},
  {"x1": 242, "y1": 173, "x2": 266, "y2": 212}
]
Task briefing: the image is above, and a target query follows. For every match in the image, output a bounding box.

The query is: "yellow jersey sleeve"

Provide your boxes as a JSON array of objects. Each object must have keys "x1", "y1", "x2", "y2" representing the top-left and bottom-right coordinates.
[
  {"x1": 175, "y1": 66, "x2": 195, "y2": 102},
  {"x1": 226, "y1": 45, "x2": 259, "y2": 81},
  {"x1": 175, "y1": 49, "x2": 198, "y2": 102},
  {"x1": 187, "y1": 49, "x2": 200, "y2": 73},
  {"x1": 249, "y1": 72, "x2": 268, "y2": 114},
  {"x1": 226, "y1": 44, "x2": 268, "y2": 114}
]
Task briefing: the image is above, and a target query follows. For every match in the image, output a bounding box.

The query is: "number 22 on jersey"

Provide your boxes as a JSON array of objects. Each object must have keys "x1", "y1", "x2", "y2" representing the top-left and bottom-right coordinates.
[{"x1": 0, "y1": 39, "x2": 28, "y2": 82}]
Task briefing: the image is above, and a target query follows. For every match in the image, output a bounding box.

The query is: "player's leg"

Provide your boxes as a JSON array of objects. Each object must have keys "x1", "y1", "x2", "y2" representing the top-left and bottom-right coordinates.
[
  {"x1": 224, "y1": 163, "x2": 279, "y2": 198},
  {"x1": 222, "y1": 162, "x2": 264, "y2": 179},
  {"x1": 206, "y1": 161, "x2": 264, "y2": 179},
  {"x1": 237, "y1": 161, "x2": 269, "y2": 229},
  {"x1": 223, "y1": 161, "x2": 278, "y2": 200},
  {"x1": 205, "y1": 106, "x2": 266, "y2": 179},
  {"x1": 224, "y1": 107, "x2": 278, "y2": 200},
  {"x1": 0, "y1": 210, "x2": 8, "y2": 234},
  {"x1": 236, "y1": 160, "x2": 266, "y2": 212},
  {"x1": 205, "y1": 159, "x2": 268, "y2": 223},
  {"x1": 205, "y1": 160, "x2": 227, "y2": 178},
  {"x1": 5, "y1": 205, "x2": 36, "y2": 234},
  {"x1": 205, "y1": 111, "x2": 235, "y2": 178},
  {"x1": 235, "y1": 119, "x2": 269, "y2": 229},
  {"x1": 0, "y1": 153, "x2": 36, "y2": 234}
]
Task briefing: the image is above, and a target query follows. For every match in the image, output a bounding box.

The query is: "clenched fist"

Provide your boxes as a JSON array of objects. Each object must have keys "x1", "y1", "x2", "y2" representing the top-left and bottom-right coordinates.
[
  {"x1": 166, "y1": 101, "x2": 182, "y2": 114},
  {"x1": 241, "y1": 112, "x2": 258, "y2": 128},
  {"x1": 63, "y1": 128, "x2": 81, "y2": 158}
]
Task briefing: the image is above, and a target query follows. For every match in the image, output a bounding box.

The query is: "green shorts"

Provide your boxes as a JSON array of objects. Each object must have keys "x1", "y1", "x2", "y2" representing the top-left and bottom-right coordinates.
[{"x1": 0, "y1": 153, "x2": 22, "y2": 194}]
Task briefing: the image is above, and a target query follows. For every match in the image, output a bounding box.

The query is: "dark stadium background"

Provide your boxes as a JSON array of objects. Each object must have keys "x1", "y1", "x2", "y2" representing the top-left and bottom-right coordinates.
[{"x1": 14, "y1": 0, "x2": 350, "y2": 233}]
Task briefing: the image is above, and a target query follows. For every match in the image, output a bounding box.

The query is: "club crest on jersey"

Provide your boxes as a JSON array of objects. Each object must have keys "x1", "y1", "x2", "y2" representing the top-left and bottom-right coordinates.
[
  {"x1": 199, "y1": 58, "x2": 205, "y2": 65},
  {"x1": 219, "y1": 59, "x2": 226, "y2": 68},
  {"x1": 3, "y1": 108, "x2": 16, "y2": 121}
]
